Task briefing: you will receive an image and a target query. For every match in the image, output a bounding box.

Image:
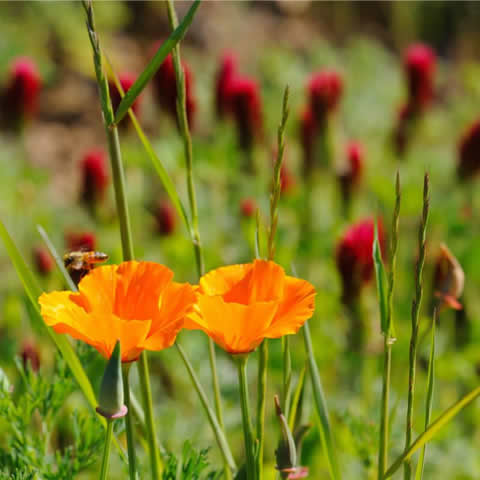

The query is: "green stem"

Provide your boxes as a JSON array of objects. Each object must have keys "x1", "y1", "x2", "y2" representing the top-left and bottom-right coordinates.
[
  {"x1": 175, "y1": 342, "x2": 237, "y2": 473},
  {"x1": 256, "y1": 340, "x2": 268, "y2": 480},
  {"x1": 122, "y1": 364, "x2": 137, "y2": 480},
  {"x1": 137, "y1": 351, "x2": 162, "y2": 479},
  {"x1": 235, "y1": 354, "x2": 256, "y2": 480},
  {"x1": 99, "y1": 420, "x2": 114, "y2": 480},
  {"x1": 378, "y1": 338, "x2": 392, "y2": 478},
  {"x1": 282, "y1": 335, "x2": 292, "y2": 420},
  {"x1": 404, "y1": 174, "x2": 429, "y2": 480},
  {"x1": 165, "y1": 2, "x2": 227, "y2": 476}
]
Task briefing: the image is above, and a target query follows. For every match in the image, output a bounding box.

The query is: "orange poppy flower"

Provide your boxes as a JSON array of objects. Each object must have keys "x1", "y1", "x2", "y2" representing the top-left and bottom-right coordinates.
[
  {"x1": 186, "y1": 260, "x2": 316, "y2": 354},
  {"x1": 39, "y1": 261, "x2": 195, "y2": 362}
]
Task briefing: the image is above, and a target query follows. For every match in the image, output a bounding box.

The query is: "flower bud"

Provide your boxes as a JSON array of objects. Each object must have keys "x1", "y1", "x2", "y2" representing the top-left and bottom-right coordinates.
[
  {"x1": 336, "y1": 218, "x2": 385, "y2": 303},
  {"x1": 300, "y1": 107, "x2": 316, "y2": 177},
  {"x1": 457, "y1": 119, "x2": 480, "y2": 180},
  {"x1": 404, "y1": 43, "x2": 436, "y2": 111},
  {"x1": 227, "y1": 75, "x2": 263, "y2": 151},
  {"x1": 108, "y1": 72, "x2": 142, "y2": 124},
  {"x1": 81, "y1": 148, "x2": 109, "y2": 209},
  {"x1": 96, "y1": 340, "x2": 127, "y2": 419},
  {"x1": 33, "y1": 246, "x2": 54, "y2": 276},
  {"x1": 240, "y1": 198, "x2": 256, "y2": 218},
  {"x1": 433, "y1": 243, "x2": 464, "y2": 311},
  {"x1": 308, "y1": 70, "x2": 343, "y2": 125},
  {"x1": 2, "y1": 57, "x2": 42, "y2": 127},
  {"x1": 152, "y1": 52, "x2": 196, "y2": 129},
  {"x1": 154, "y1": 200, "x2": 176, "y2": 235},
  {"x1": 215, "y1": 52, "x2": 237, "y2": 119},
  {"x1": 20, "y1": 340, "x2": 40, "y2": 373},
  {"x1": 65, "y1": 231, "x2": 97, "y2": 251}
]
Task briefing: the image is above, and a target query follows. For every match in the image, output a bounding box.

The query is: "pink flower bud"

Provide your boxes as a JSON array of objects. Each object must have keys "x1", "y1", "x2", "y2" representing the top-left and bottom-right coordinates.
[
  {"x1": 300, "y1": 107, "x2": 316, "y2": 176},
  {"x1": 152, "y1": 52, "x2": 196, "y2": 129},
  {"x1": 108, "y1": 72, "x2": 142, "y2": 120},
  {"x1": 33, "y1": 246, "x2": 54, "y2": 276},
  {"x1": 215, "y1": 52, "x2": 237, "y2": 118},
  {"x1": 404, "y1": 43, "x2": 436, "y2": 111},
  {"x1": 2, "y1": 57, "x2": 42, "y2": 126},
  {"x1": 458, "y1": 119, "x2": 480, "y2": 180},
  {"x1": 154, "y1": 200, "x2": 176, "y2": 235},
  {"x1": 65, "y1": 231, "x2": 97, "y2": 251},
  {"x1": 240, "y1": 198, "x2": 256, "y2": 218},
  {"x1": 308, "y1": 70, "x2": 343, "y2": 124},
  {"x1": 336, "y1": 218, "x2": 385, "y2": 303},
  {"x1": 20, "y1": 340, "x2": 40, "y2": 372},
  {"x1": 227, "y1": 75, "x2": 263, "y2": 151},
  {"x1": 81, "y1": 148, "x2": 109, "y2": 208}
]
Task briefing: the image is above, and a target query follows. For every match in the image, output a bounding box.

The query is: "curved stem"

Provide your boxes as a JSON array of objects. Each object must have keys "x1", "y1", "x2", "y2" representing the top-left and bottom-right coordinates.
[
  {"x1": 99, "y1": 420, "x2": 114, "y2": 480},
  {"x1": 122, "y1": 364, "x2": 137, "y2": 480},
  {"x1": 378, "y1": 339, "x2": 392, "y2": 478},
  {"x1": 175, "y1": 342, "x2": 237, "y2": 473},
  {"x1": 235, "y1": 354, "x2": 256, "y2": 480},
  {"x1": 137, "y1": 351, "x2": 162, "y2": 478}
]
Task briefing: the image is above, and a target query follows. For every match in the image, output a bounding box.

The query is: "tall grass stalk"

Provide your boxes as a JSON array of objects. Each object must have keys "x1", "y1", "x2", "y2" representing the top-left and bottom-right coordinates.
[
  {"x1": 377, "y1": 172, "x2": 401, "y2": 479},
  {"x1": 122, "y1": 364, "x2": 137, "y2": 480},
  {"x1": 99, "y1": 420, "x2": 114, "y2": 480},
  {"x1": 404, "y1": 173, "x2": 430, "y2": 480},
  {"x1": 164, "y1": 7, "x2": 229, "y2": 476},
  {"x1": 82, "y1": 2, "x2": 160, "y2": 477}
]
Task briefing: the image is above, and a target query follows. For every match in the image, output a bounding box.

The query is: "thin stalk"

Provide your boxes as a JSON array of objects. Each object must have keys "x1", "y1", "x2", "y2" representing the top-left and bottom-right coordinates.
[
  {"x1": 99, "y1": 420, "x2": 114, "y2": 480},
  {"x1": 164, "y1": 5, "x2": 227, "y2": 469},
  {"x1": 175, "y1": 343, "x2": 237, "y2": 473},
  {"x1": 256, "y1": 340, "x2": 268, "y2": 479},
  {"x1": 378, "y1": 172, "x2": 401, "y2": 479},
  {"x1": 122, "y1": 364, "x2": 137, "y2": 480},
  {"x1": 404, "y1": 174, "x2": 430, "y2": 480},
  {"x1": 282, "y1": 336, "x2": 292, "y2": 419},
  {"x1": 138, "y1": 352, "x2": 162, "y2": 478},
  {"x1": 235, "y1": 354, "x2": 256, "y2": 480},
  {"x1": 83, "y1": 4, "x2": 162, "y2": 478}
]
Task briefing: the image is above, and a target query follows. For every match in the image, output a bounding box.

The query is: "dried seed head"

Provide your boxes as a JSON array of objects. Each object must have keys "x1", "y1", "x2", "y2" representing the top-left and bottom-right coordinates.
[{"x1": 433, "y1": 243, "x2": 465, "y2": 310}]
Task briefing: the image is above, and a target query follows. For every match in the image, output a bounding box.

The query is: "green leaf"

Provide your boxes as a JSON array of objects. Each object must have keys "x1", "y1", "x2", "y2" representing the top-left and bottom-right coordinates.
[
  {"x1": 105, "y1": 58, "x2": 191, "y2": 234},
  {"x1": 415, "y1": 316, "x2": 436, "y2": 480},
  {"x1": 114, "y1": 0, "x2": 201, "y2": 124},
  {"x1": 37, "y1": 225, "x2": 77, "y2": 292},
  {"x1": 0, "y1": 219, "x2": 98, "y2": 414},
  {"x1": 373, "y1": 223, "x2": 390, "y2": 336},
  {"x1": 384, "y1": 382, "x2": 480, "y2": 479},
  {"x1": 288, "y1": 363, "x2": 306, "y2": 432}
]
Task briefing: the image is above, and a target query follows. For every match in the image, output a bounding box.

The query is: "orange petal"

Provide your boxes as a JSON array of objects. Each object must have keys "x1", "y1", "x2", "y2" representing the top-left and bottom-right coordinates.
[
  {"x1": 142, "y1": 281, "x2": 196, "y2": 351},
  {"x1": 223, "y1": 260, "x2": 285, "y2": 304},
  {"x1": 194, "y1": 294, "x2": 278, "y2": 353},
  {"x1": 265, "y1": 276, "x2": 316, "y2": 338},
  {"x1": 75, "y1": 265, "x2": 118, "y2": 313},
  {"x1": 199, "y1": 263, "x2": 252, "y2": 297},
  {"x1": 114, "y1": 261, "x2": 173, "y2": 320}
]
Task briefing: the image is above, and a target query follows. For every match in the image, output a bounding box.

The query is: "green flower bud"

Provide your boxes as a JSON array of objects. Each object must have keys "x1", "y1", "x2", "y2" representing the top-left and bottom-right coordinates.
[{"x1": 96, "y1": 340, "x2": 127, "y2": 419}]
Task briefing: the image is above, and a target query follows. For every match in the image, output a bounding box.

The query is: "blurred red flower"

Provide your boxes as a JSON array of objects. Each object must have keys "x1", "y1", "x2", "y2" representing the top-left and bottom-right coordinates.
[
  {"x1": 240, "y1": 198, "x2": 256, "y2": 218},
  {"x1": 308, "y1": 70, "x2": 343, "y2": 124},
  {"x1": 215, "y1": 52, "x2": 237, "y2": 119},
  {"x1": 81, "y1": 148, "x2": 109, "y2": 208},
  {"x1": 336, "y1": 218, "x2": 385, "y2": 303},
  {"x1": 108, "y1": 72, "x2": 142, "y2": 119},
  {"x1": 33, "y1": 246, "x2": 54, "y2": 276},
  {"x1": 154, "y1": 200, "x2": 176, "y2": 235},
  {"x1": 65, "y1": 231, "x2": 97, "y2": 252},
  {"x1": 458, "y1": 119, "x2": 480, "y2": 180}
]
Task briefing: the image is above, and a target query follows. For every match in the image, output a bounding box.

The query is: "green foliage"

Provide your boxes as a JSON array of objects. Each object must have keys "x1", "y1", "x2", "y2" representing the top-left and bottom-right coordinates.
[
  {"x1": 162, "y1": 442, "x2": 219, "y2": 480},
  {"x1": 0, "y1": 358, "x2": 103, "y2": 479}
]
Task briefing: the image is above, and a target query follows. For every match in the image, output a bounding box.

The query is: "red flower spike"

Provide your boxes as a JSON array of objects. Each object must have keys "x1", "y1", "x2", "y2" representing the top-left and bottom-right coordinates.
[
  {"x1": 215, "y1": 52, "x2": 237, "y2": 119},
  {"x1": 308, "y1": 70, "x2": 343, "y2": 124},
  {"x1": 227, "y1": 75, "x2": 263, "y2": 151},
  {"x1": 81, "y1": 148, "x2": 109, "y2": 208},
  {"x1": 20, "y1": 340, "x2": 40, "y2": 372},
  {"x1": 240, "y1": 198, "x2": 256, "y2": 218},
  {"x1": 336, "y1": 218, "x2": 385, "y2": 303},
  {"x1": 404, "y1": 43, "x2": 436, "y2": 111},
  {"x1": 458, "y1": 119, "x2": 480, "y2": 180},
  {"x1": 152, "y1": 52, "x2": 196, "y2": 128},
  {"x1": 3, "y1": 57, "x2": 42, "y2": 125},
  {"x1": 33, "y1": 246, "x2": 54, "y2": 276},
  {"x1": 65, "y1": 232, "x2": 97, "y2": 252},
  {"x1": 108, "y1": 72, "x2": 142, "y2": 119},
  {"x1": 154, "y1": 200, "x2": 176, "y2": 236}
]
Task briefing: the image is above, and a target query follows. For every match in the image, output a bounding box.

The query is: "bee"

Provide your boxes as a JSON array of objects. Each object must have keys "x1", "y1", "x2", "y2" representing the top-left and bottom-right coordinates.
[{"x1": 63, "y1": 251, "x2": 108, "y2": 285}]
